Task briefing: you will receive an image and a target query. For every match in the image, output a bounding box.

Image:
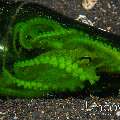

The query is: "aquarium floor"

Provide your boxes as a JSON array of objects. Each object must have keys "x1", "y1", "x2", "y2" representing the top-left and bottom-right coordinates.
[
  {"x1": 0, "y1": 0, "x2": 120, "y2": 120},
  {"x1": 0, "y1": 96, "x2": 120, "y2": 120}
]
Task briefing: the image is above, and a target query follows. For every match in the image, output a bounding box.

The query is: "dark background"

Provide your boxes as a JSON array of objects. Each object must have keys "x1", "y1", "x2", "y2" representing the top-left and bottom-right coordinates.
[{"x1": 14, "y1": 0, "x2": 120, "y2": 35}]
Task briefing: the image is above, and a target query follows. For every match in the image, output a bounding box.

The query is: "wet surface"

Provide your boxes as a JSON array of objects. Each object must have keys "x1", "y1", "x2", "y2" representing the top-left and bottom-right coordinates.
[{"x1": 0, "y1": 0, "x2": 120, "y2": 120}]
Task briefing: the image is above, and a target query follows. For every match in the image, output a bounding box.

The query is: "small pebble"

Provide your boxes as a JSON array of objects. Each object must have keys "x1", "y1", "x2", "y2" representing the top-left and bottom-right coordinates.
[
  {"x1": 116, "y1": 111, "x2": 120, "y2": 117},
  {"x1": 82, "y1": 0, "x2": 97, "y2": 10}
]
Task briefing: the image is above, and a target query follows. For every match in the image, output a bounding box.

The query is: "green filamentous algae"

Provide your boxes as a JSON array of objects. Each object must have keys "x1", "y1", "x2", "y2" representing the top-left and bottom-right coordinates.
[{"x1": 0, "y1": 1, "x2": 120, "y2": 97}]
